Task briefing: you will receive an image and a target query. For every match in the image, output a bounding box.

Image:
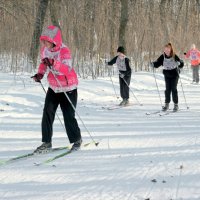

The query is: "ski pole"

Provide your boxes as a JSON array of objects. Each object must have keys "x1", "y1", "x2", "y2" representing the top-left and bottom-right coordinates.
[
  {"x1": 175, "y1": 165, "x2": 184, "y2": 199},
  {"x1": 102, "y1": 58, "x2": 119, "y2": 101},
  {"x1": 49, "y1": 69, "x2": 99, "y2": 146},
  {"x1": 109, "y1": 73, "x2": 120, "y2": 100},
  {"x1": 177, "y1": 68, "x2": 189, "y2": 109},
  {"x1": 39, "y1": 81, "x2": 66, "y2": 131},
  {"x1": 120, "y1": 75, "x2": 143, "y2": 106},
  {"x1": 152, "y1": 67, "x2": 163, "y2": 107}
]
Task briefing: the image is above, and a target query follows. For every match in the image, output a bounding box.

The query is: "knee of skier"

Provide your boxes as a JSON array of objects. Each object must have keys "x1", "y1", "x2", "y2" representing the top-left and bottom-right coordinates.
[{"x1": 43, "y1": 104, "x2": 56, "y2": 115}]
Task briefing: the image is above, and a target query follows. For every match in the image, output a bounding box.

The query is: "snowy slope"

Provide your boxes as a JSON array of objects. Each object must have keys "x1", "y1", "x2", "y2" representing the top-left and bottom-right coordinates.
[{"x1": 0, "y1": 71, "x2": 200, "y2": 200}]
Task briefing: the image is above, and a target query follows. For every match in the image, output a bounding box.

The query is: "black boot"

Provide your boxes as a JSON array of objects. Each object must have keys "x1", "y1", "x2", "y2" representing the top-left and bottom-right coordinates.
[
  {"x1": 119, "y1": 99, "x2": 126, "y2": 106},
  {"x1": 124, "y1": 99, "x2": 129, "y2": 106},
  {"x1": 119, "y1": 99, "x2": 129, "y2": 106},
  {"x1": 34, "y1": 142, "x2": 52, "y2": 154},
  {"x1": 173, "y1": 104, "x2": 179, "y2": 112},
  {"x1": 162, "y1": 103, "x2": 169, "y2": 111},
  {"x1": 71, "y1": 138, "x2": 82, "y2": 151}
]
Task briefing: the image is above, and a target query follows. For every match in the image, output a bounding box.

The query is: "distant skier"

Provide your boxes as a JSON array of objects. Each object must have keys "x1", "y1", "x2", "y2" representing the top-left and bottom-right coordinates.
[
  {"x1": 31, "y1": 25, "x2": 82, "y2": 153},
  {"x1": 106, "y1": 46, "x2": 132, "y2": 106},
  {"x1": 150, "y1": 43, "x2": 184, "y2": 111},
  {"x1": 184, "y1": 44, "x2": 200, "y2": 84}
]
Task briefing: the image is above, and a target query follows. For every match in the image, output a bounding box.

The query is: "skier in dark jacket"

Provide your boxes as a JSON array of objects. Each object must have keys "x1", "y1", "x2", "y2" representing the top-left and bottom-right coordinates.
[
  {"x1": 107, "y1": 46, "x2": 132, "y2": 106},
  {"x1": 151, "y1": 43, "x2": 184, "y2": 111}
]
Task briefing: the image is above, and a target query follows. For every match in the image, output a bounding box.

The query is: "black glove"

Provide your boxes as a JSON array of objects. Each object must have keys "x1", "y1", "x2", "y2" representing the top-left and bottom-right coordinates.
[
  {"x1": 31, "y1": 73, "x2": 43, "y2": 82},
  {"x1": 178, "y1": 59, "x2": 184, "y2": 68},
  {"x1": 42, "y1": 57, "x2": 54, "y2": 67}
]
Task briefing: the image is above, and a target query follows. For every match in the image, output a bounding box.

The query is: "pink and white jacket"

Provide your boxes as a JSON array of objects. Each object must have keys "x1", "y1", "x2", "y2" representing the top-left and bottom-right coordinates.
[
  {"x1": 38, "y1": 25, "x2": 78, "y2": 93},
  {"x1": 185, "y1": 48, "x2": 200, "y2": 66}
]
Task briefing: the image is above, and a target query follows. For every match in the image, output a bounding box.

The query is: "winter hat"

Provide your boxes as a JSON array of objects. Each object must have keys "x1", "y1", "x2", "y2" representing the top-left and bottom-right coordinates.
[
  {"x1": 40, "y1": 25, "x2": 62, "y2": 51},
  {"x1": 117, "y1": 46, "x2": 125, "y2": 54}
]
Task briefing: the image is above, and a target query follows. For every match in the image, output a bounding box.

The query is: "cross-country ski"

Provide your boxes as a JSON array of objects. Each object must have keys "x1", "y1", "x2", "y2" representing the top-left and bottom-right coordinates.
[
  {"x1": 0, "y1": 146, "x2": 69, "y2": 166},
  {"x1": 34, "y1": 141, "x2": 97, "y2": 166}
]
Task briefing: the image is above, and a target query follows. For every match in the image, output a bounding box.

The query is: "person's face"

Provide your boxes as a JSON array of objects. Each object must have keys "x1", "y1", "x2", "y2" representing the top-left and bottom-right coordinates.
[
  {"x1": 117, "y1": 52, "x2": 125, "y2": 58},
  {"x1": 164, "y1": 47, "x2": 171, "y2": 56},
  {"x1": 41, "y1": 40, "x2": 54, "y2": 49}
]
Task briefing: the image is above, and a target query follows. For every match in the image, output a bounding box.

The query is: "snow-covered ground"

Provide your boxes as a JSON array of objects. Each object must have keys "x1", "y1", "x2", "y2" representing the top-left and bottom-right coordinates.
[{"x1": 0, "y1": 71, "x2": 200, "y2": 200}]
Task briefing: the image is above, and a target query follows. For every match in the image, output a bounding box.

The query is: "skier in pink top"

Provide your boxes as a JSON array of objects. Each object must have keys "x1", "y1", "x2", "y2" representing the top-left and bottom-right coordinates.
[
  {"x1": 184, "y1": 44, "x2": 200, "y2": 84},
  {"x1": 32, "y1": 25, "x2": 82, "y2": 153}
]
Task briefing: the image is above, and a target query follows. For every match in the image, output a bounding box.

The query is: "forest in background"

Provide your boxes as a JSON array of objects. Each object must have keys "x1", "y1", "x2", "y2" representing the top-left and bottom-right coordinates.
[{"x1": 0, "y1": 0, "x2": 200, "y2": 77}]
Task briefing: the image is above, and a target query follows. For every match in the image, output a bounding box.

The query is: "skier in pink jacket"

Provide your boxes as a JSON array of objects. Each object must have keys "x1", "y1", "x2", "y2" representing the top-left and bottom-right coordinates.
[
  {"x1": 184, "y1": 44, "x2": 200, "y2": 84},
  {"x1": 32, "y1": 25, "x2": 82, "y2": 153}
]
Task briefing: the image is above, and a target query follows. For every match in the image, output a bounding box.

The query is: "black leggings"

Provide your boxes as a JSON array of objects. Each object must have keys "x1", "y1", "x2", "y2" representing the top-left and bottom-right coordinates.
[
  {"x1": 119, "y1": 75, "x2": 131, "y2": 99},
  {"x1": 164, "y1": 76, "x2": 179, "y2": 104},
  {"x1": 41, "y1": 88, "x2": 81, "y2": 143}
]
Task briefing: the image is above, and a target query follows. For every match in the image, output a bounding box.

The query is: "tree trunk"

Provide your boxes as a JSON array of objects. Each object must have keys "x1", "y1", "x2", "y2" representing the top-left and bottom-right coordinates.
[
  {"x1": 118, "y1": 0, "x2": 129, "y2": 49},
  {"x1": 29, "y1": 0, "x2": 49, "y2": 69},
  {"x1": 49, "y1": 0, "x2": 61, "y2": 29},
  {"x1": 159, "y1": 0, "x2": 169, "y2": 42},
  {"x1": 109, "y1": 0, "x2": 118, "y2": 57}
]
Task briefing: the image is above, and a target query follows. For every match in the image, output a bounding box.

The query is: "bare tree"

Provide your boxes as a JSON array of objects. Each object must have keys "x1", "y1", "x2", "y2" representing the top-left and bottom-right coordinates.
[
  {"x1": 108, "y1": 0, "x2": 119, "y2": 57},
  {"x1": 118, "y1": 0, "x2": 129, "y2": 49},
  {"x1": 159, "y1": 0, "x2": 170, "y2": 43},
  {"x1": 1, "y1": 0, "x2": 200, "y2": 75},
  {"x1": 29, "y1": 0, "x2": 49, "y2": 68},
  {"x1": 49, "y1": 0, "x2": 61, "y2": 29}
]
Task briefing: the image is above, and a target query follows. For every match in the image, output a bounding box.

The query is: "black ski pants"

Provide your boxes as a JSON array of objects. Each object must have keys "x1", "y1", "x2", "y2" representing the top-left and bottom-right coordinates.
[
  {"x1": 119, "y1": 75, "x2": 131, "y2": 100},
  {"x1": 164, "y1": 75, "x2": 179, "y2": 104},
  {"x1": 41, "y1": 88, "x2": 81, "y2": 144},
  {"x1": 192, "y1": 65, "x2": 199, "y2": 83}
]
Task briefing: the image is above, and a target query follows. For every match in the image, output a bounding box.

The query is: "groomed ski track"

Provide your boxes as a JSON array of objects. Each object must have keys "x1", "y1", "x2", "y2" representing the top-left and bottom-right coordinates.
[{"x1": 0, "y1": 71, "x2": 200, "y2": 200}]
